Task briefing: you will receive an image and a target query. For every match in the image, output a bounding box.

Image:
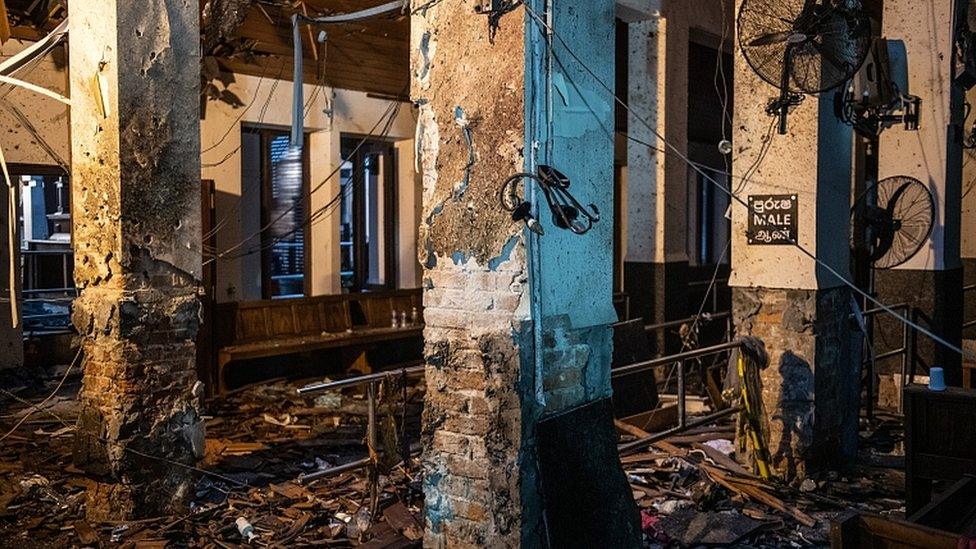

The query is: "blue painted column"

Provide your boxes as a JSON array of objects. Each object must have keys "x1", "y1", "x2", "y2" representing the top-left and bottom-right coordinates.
[{"x1": 413, "y1": 1, "x2": 636, "y2": 546}]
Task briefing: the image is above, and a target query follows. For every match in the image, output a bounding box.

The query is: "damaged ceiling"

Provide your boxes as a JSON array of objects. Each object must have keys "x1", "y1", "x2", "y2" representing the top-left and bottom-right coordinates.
[
  {"x1": 4, "y1": 0, "x2": 410, "y2": 99},
  {"x1": 224, "y1": 0, "x2": 410, "y2": 98}
]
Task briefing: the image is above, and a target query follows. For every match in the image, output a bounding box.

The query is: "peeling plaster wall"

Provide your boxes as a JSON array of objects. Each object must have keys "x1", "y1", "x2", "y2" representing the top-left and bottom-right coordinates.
[
  {"x1": 729, "y1": 0, "x2": 852, "y2": 291},
  {"x1": 874, "y1": 0, "x2": 964, "y2": 377},
  {"x1": 415, "y1": 1, "x2": 631, "y2": 546},
  {"x1": 0, "y1": 49, "x2": 421, "y2": 301},
  {"x1": 200, "y1": 76, "x2": 420, "y2": 300},
  {"x1": 519, "y1": 1, "x2": 637, "y2": 543},
  {"x1": 412, "y1": 2, "x2": 530, "y2": 545},
  {"x1": 0, "y1": 39, "x2": 69, "y2": 167},
  {"x1": 728, "y1": 0, "x2": 859, "y2": 479}
]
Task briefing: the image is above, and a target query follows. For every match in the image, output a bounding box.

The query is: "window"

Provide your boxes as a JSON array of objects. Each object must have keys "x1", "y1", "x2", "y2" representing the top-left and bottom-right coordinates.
[
  {"x1": 688, "y1": 165, "x2": 731, "y2": 266},
  {"x1": 686, "y1": 38, "x2": 733, "y2": 267},
  {"x1": 243, "y1": 127, "x2": 310, "y2": 299},
  {"x1": 340, "y1": 137, "x2": 397, "y2": 291},
  {"x1": 14, "y1": 165, "x2": 74, "y2": 332}
]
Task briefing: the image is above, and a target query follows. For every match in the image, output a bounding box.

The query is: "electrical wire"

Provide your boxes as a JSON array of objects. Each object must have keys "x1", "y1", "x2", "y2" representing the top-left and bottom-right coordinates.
[
  {"x1": 522, "y1": 3, "x2": 970, "y2": 360},
  {"x1": 200, "y1": 75, "x2": 283, "y2": 170},
  {"x1": 219, "y1": 99, "x2": 403, "y2": 262},
  {"x1": 0, "y1": 347, "x2": 80, "y2": 444},
  {"x1": 201, "y1": 61, "x2": 331, "y2": 249},
  {"x1": 201, "y1": 60, "x2": 283, "y2": 156},
  {"x1": 204, "y1": 96, "x2": 403, "y2": 264},
  {"x1": 211, "y1": 98, "x2": 400, "y2": 260}
]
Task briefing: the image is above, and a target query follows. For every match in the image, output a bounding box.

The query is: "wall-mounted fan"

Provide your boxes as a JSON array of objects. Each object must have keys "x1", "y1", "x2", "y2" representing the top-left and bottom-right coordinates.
[
  {"x1": 850, "y1": 175, "x2": 934, "y2": 269},
  {"x1": 738, "y1": 0, "x2": 872, "y2": 134}
]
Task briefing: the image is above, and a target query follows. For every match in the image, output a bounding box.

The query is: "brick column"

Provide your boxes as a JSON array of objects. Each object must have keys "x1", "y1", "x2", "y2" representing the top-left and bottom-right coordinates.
[
  {"x1": 68, "y1": 0, "x2": 204, "y2": 520},
  {"x1": 876, "y1": 0, "x2": 965, "y2": 384},
  {"x1": 730, "y1": 0, "x2": 860, "y2": 479},
  {"x1": 413, "y1": 1, "x2": 637, "y2": 546}
]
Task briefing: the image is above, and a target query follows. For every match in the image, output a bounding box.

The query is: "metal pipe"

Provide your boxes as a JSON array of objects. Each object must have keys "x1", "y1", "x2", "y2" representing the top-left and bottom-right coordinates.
[
  {"x1": 613, "y1": 341, "x2": 741, "y2": 379},
  {"x1": 366, "y1": 381, "x2": 378, "y2": 507},
  {"x1": 299, "y1": 455, "x2": 371, "y2": 483},
  {"x1": 367, "y1": 382, "x2": 378, "y2": 455},
  {"x1": 21, "y1": 287, "x2": 76, "y2": 295},
  {"x1": 865, "y1": 294, "x2": 875, "y2": 421},
  {"x1": 858, "y1": 303, "x2": 909, "y2": 318},
  {"x1": 687, "y1": 278, "x2": 730, "y2": 288},
  {"x1": 641, "y1": 311, "x2": 731, "y2": 334},
  {"x1": 297, "y1": 443, "x2": 422, "y2": 484},
  {"x1": 677, "y1": 360, "x2": 686, "y2": 428},
  {"x1": 297, "y1": 363, "x2": 424, "y2": 395},
  {"x1": 617, "y1": 406, "x2": 741, "y2": 456},
  {"x1": 909, "y1": 308, "x2": 918, "y2": 386},
  {"x1": 870, "y1": 348, "x2": 906, "y2": 362}
]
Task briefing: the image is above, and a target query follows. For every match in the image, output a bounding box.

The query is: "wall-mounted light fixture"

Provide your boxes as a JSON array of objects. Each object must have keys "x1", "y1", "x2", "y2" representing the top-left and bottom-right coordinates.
[{"x1": 500, "y1": 165, "x2": 600, "y2": 236}]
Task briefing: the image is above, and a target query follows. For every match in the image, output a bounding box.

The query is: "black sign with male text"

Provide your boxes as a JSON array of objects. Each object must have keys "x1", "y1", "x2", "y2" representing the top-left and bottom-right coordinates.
[{"x1": 747, "y1": 194, "x2": 797, "y2": 245}]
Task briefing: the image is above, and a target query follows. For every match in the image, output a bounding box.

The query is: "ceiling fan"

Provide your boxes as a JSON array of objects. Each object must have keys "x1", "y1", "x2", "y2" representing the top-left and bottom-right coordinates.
[{"x1": 738, "y1": 0, "x2": 872, "y2": 134}]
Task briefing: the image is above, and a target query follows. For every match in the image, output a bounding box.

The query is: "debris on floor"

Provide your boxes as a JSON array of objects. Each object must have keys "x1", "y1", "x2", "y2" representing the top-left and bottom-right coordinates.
[
  {"x1": 617, "y1": 413, "x2": 907, "y2": 547},
  {"x1": 0, "y1": 370, "x2": 425, "y2": 547},
  {"x1": 0, "y1": 363, "x2": 912, "y2": 548}
]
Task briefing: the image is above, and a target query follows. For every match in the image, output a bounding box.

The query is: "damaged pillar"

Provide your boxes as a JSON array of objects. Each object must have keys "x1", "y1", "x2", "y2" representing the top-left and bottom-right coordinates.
[
  {"x1": 730, "y1": 0, "x2": 860, "y2": 479},
  {"x1": 623, "y1": 1, "x2": 690, "y2": 349},
  {"x1": 68, "y1": 0, "x2": 204, "y2": 520},
  {"x1": 413, "y1": 0, "x2": 639, "y2": 546},
  {"x1": 876, "y1": 0, "x2": 964, "y2": 384}
]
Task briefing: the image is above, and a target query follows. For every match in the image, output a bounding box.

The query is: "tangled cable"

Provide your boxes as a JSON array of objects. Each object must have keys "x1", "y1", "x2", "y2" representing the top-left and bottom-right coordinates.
[{"x1": 499, "y1": 165, "x2": 600, "y2": 236}]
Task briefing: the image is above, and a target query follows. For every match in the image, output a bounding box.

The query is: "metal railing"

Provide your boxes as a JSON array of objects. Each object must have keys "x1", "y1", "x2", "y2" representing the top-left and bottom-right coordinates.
[
  {"x1": 616, "y1": 340, "x2": 743, "y2": 455},
  {"x1": 296, "y1": 362, "x2": 424, "y2": 483},
  {"x1": 613, "y1": 292, "x2": 631, "y2": 321},
  {"x1": 687, "y1": 277, "x2": 730, "y2": 313},
  {"x1": 21, "y1": 249, "x2": 76, "y2": 333},
  {"x1": 857, "y1": 303, "x2": 913, "y2": 419},
  {"x1": 640, "y1": 311, "x2": 731, "y2": 338},
  {"x1": 295, "y1": 338, "x2": 747, "y2": 474}
]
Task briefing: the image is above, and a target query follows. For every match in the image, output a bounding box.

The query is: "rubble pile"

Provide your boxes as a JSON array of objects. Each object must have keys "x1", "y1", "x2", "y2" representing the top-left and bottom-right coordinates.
[
  {"x1": 619, "y1": 415, "x2": 907, "y2": 547},
  {"x1": 0, "y1": 371, "x2": 425, "y2": 547},
  {"x1": 0, "y1": 364, "x2": 910, "y2": 548}
]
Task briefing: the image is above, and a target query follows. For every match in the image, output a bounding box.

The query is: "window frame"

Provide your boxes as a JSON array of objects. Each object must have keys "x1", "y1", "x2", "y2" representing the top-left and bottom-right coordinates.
[
  {"x1": 243, "y1": 125, "x2": 312, "y2": 300},
  {"x1": 340, "y1": 135, "x2": 399, "y2": 293}
]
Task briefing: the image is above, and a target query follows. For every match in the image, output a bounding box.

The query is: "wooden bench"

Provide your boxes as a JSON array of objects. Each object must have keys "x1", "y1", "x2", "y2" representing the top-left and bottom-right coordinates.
[{"x1": 214, "y1": 289, "x2": 423, "y2": 393}]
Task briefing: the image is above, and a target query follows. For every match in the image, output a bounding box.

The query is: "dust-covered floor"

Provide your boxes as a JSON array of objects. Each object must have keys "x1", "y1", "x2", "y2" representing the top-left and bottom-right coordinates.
[
  {"x1": 0, "y1": 363, "x2": 907, "y2": 548},
  {"x1": 0, "y1": 364, "x2": 425, "y2": 548}
]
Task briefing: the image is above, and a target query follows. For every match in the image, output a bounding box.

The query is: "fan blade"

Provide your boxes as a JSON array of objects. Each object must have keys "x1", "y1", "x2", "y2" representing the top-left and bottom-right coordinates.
[
  {"x1": 748, "y1": 31, "x2": 792, "y2": 47},
  {"x1": 808, "y1": 37, "x2": 849, "y2": 74}
]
